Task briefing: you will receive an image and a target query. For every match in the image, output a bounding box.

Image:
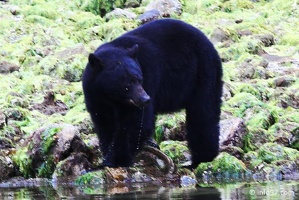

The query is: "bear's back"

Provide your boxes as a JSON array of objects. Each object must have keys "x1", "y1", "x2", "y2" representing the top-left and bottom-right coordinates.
[{"x1": 121, "y1": 19, "x2": 209, "y2": 48}]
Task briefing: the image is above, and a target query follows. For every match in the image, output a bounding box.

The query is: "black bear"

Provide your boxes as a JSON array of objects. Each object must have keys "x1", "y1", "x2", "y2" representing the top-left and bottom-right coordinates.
[{"x1": 82, "y1": 19, "x2": 222, "y2": 168}]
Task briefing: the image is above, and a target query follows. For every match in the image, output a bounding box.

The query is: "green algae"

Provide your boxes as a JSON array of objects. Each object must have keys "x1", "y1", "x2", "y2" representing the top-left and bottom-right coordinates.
[
  {"x1": 1, "y1": 0, "x2": 298, "y2": 182},
  {"x1": 41, "y1": 127, "x2": 61, "y2": 154},
  {"x1": 75, "y1": 171, "x2": 106, "y2": 185},
  {"x1": 12, "y1": 147, "x2": 33, "y2": 178},
  {"x1": 194, "y1": 152, "x2": 247, "y2": 177},
  {"x1": 258, "y1": 143, "x2": 299, "y2": 164},
  {"x1": 155, "y1": 111, "x2": 185, "y2": 144},
  {"x1": 11, "y1": 126, "x2": 61, "y2": 178},
  {"x1": 160, "y1": 140, "x2": 189, "y2": 166}
]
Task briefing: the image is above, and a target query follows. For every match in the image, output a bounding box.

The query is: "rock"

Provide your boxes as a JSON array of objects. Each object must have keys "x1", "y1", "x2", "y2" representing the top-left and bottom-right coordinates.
[
  {"x1": 273, "y1": 76, "x2": 295, "y2": 87},
  {"x1": 262, "y1": 56, "x2": 299, "y2": 78},
  {"x1": 210, "y1": 28, "x2": 230, "y2": 44},
  {"x1": 37, "y1": 44, "x2": 88, "y2": 82},
  {"x1": 0, "y1": 110, "x2": 6, "y2": 129},
  {"x1": 75, "y1": 146, "x2": 178, "y2": 186},
  {"x1": 258, "y1": 143, "x2": 299, "y2": 163},
  {"x1": 243, "y1": 105, "x2": 276, "y2": 130},
  {"x1": 255, "y1": 34, "x2": 275, "y2": 47},
  {"x1": 13, "y1": 124, "x2": 96, "y2": 178},
  {"x1": 30, "y1": 91, "x2": 68, "y2": 115},
  {"x1": 219, "y1": 118, "x2": 248, "y2": 149},
  {"x1": 53, "y1": 153, "x2": 93, "y2": 179},
  {"x1": 0, "y1": 152, "x2": 15, "y2": 181},
  {"x1": 137, "y1": 9, "x2": 161, "y2": 24},
  {"x1": 220, "y1": 146, "x2": 244, "y2": 160},
  {"x1": 221, "y1": 83, "x2": 232, "y2": 101},
  {"x1": 180, "y1": 175, "x2": 197, "y2": 187},
  {"x1": 6, "y1": 92, "x2": 29, "y2": 108},
  {"x1": 194, "y1": 152, "x2": 248, "y2": 178},
  {"x1": 160, "y1": 141, "x2": 191, "y2": 167},
  {"x1": 105, "y1": 8, "x2": 137, "y2": 20},
  {"x1": 145, "y1": 0, "x2": 182, "y2": 16},
  {"x1": 124, "y1": 0, "x2": 140, "y2": 8},
  {"x1": 0, "y1": 61, "x2": 20, "y2": 74},
  {"x1": 274, "y1": 87, "x2": 299, "y2": 109}
]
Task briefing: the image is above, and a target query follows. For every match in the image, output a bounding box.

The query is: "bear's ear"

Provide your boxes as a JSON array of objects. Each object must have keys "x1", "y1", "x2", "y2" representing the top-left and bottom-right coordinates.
[
  {"x1": 127, "y1": 44, "x2": 139, "y2": 58},
  {"x1": 88, "y1": 53, "x2": 103, "y2": 70}
]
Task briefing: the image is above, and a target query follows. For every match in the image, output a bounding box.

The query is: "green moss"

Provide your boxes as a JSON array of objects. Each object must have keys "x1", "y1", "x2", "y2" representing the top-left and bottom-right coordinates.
[
  {"x1": 79, "y1": 0, "x2": 126, "y2": 17},
  {"x1": 21, "y1": 4, "x2": 59, "y2": 20},
  {"x1": 75, "y1": 171, "x2": 106, "y2": 185},
  {"x1": 222, "y1": 93, "x2": 262, "y2": 117},
  {"x1": 41, "y1": 127, "x2": 61, "y2": 154},
  {"x1": 159, "y1": 141, "x2": 189, "y2": 165},
  {"x1": 37, "y1": 155, "x2": 56, "y2": 178},
  {"x1": 194, "y1": 152, "x2": 247, "y2": 176},
  {"x1": 243, "y1": 151, "x2": 263, "y2": 170},
  {"x1": 12, "y1": 147, "x2": 33, "y2": 178},
  {"x1": 154, "y1": 111, "x2": 185, "y2": 144},
  {"x1": 258, "y1": 143, "x2": 299, "y2": 164}
]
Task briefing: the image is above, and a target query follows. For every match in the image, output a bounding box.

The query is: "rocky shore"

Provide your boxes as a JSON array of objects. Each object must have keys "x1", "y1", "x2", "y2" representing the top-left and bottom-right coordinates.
[{"x1": 0, "y1": 0, "x2": 298, "y2": 186}]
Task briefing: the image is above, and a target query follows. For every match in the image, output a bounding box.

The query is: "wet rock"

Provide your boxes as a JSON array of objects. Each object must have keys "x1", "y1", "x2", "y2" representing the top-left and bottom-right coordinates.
[
  {"x1": 155, "y1": 112, "x2": 186, "y2": 143},
  {"x1": 145, "y1": 0, "x2": 182, "y2": 16},
  {"x1": 30, "y1": 91, "x2": 68, "y2": 115},
  {"x1": 0, "y1": 152, "x2": 15, "y2": 181},
  {"x1": 219, "y1": 118, "x2": 248, "y2": 149},
  {"x1": 220, "y1": 146, "x2": 244, "y2": 160},
  {"x1": 75, "y1": 146, "x2": 178, "y2": 185},
  {"x1": 258, "y1": 143, "x2": 299, "y2": 164},
  {"x1": 13, "y1": 124, "x2": 96, "y2": 178},
  {"x1": 138, "y1": 9, "x2": 161, "y2": 24},
  {"x1": 0, "y1": 61, "x2": 20, "y2": 74},
  {"x1": 194, "y1": 152, "x2": 247, "y2": 178},
  {"x1": 160, "y1": 141, "x2": 191, "y2": 166},
  {"x1": 244, "y1": 143, "x2": 299, "y2": 180},
  {"x1": 0, "y1": 177, "x2": 52, "y2": 188},
  {"x1": 53, "y1": 153, "x2": 93, "y2": 178},
  {"x1": 180, "y1": 175, "x2": 197, "y2": 187}
]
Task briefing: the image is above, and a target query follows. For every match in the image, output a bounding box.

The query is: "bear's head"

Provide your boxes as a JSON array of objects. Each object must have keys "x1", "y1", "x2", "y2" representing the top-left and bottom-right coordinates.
[{"x1": 86, "y1": 44, "x2": 150, "y2": 107}]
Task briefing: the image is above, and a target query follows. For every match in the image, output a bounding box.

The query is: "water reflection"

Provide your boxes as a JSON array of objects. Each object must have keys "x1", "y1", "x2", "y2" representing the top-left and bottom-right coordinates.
[{"x1": 0, "y1": 181, "x2": 298, "y2": 199}]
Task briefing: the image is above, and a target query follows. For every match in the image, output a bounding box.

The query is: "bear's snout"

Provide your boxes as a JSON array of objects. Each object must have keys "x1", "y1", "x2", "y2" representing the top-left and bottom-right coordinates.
[
  {"x1": 139, "y1": 92, "x2": 151, "y2": 105},
  {"x1": 129, "y1": 86, "x2": 151, "y2": 107}
]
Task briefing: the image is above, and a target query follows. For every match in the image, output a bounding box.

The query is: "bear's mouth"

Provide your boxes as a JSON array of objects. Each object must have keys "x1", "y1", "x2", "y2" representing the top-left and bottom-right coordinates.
[
  {"x1": 127, "y1": 96, "x2": 150, "y2": 108},
  {"x1": 127, "y1": 99, "x2": 142, "y2": 107}
]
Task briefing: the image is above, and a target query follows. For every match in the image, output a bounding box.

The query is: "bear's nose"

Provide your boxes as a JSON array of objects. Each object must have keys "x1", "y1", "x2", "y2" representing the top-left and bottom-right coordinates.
[{"x1": 141, "y1": 93, "x2": 151, "y2": 105}]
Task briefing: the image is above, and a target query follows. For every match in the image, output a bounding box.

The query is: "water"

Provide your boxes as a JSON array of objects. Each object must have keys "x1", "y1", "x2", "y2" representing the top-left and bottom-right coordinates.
[{"x1": 0, "y1": 180, "x2": 298, "y2": 199}]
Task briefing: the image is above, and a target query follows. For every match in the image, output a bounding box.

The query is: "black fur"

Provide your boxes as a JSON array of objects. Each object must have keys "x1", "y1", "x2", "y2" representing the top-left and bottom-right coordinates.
[{"x1": 82, "y1": 19, "x2": 223, "y2": 167}]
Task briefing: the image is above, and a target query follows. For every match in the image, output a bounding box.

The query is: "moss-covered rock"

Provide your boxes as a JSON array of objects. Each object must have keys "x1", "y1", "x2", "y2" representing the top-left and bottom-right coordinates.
[
  {"x1": 75, "y1": 170, "x2": 106, "y2": 185},
  {"x1": 12, "y1": 124, "x2": 93, "y2": 178},
  {"x1": 257, "y1": 143, "x2": 299, "y2": 164},
  {"x1": 194, "y1": 152, "x2": 247, "y2": 177},
  {"x1": 160, "y1": 140, "x2": 190, "y2": 166}
]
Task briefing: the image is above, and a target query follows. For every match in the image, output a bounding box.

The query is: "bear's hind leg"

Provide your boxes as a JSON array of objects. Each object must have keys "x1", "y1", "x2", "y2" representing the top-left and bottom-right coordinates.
[{"x1": 185, "y1": 92, "x2": 221, "y2": 168}]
